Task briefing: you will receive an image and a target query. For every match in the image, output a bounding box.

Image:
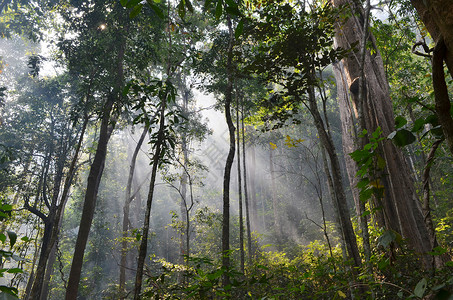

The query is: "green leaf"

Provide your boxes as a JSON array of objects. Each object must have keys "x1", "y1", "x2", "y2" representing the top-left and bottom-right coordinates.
[
  {"x1": 428, "y1": 246, "x2": 447, "y2": 256},
  {"x1": 120, "y1": 0, "x2": 128, "y2": 6},
  {"x1": 0, "y1": 205, "x2": 12, "y2": 212},
  {"x1": 146, "y1": 0, "x2": 165, "y2": 18},
  {"x1": 125, "y1": 0, "x2": 141, "y2": 8},
  {"x1": 177, "y1": 0, "x2": 186, "y2": 18},
  {"x1": 6, "y1": 268, "x2": 22, "y2": 274},
  {"x1": 377, "y1": 230, "x2": 399, "y2": 248},
  {"x1": 215, "y1": 0, "x2": 223, "y2": 19},
  {"x1": 234, "y1": 19, "x2": 243, "y2": 39},
  {"x1": 425, "y1": 114, "x2": 439, "y2": 126},
  {"x1": 0, "y1": 234, "x2": 5, "y2": 244},
  {"x1": 185, "y1": 0, "x2": 194, "y2": 13},
  {"x1": 414, "y1": 278, "x2": 427, "y2": 298},
  {"x1": 225, "y1": 5, "x2": 241, "y2": 16},
  {"x1": 395, "y1": 116, "x2": 407, "y2": 129},
  {"x1": 129, "y1": 4, "x2": 143, "y2": 18},
  {"x1": 388, "y1": 129, "x2": 416, "y2": 147},
  {"x1": 204, "y1": 0, "x2": 213, "y2": 10},
  {"x1": 411, "y1": 118, "x2": 426, "y2": 132},
  {"x1": 6, "y1": 231, "x2": 16, "y2": 248},
  {"x1": 0, "y1": 289, "x2": 19, "y2": 299}
]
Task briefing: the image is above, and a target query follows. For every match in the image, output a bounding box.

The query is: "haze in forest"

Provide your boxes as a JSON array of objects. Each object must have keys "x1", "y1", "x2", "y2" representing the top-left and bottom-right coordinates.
[{"x1": 0, "y1": 0, "x2": 453, "y2": 299}]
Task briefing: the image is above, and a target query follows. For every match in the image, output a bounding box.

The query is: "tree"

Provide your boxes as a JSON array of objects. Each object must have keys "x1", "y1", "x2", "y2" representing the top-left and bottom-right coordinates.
[
  {"x1": 331, "y1": 0, "x2": 437, "y2": 269},
  {"x1": 63, "y1": 2, "x2": 129, "y2": 297},
  {"x1": 243, "y1": 1, "x2": 362, "y2": 268}
]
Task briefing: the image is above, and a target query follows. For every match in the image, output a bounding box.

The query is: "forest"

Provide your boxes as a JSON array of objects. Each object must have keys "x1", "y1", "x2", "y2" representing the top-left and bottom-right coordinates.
[{"x1": 0, "y1": 0, "x2": 453, "y2": 299}]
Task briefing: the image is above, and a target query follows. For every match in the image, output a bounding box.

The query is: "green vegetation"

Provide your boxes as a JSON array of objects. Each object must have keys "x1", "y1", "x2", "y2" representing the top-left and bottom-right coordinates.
[{"x1": 0, "y1": 0, "x2": 452, "y2": 299}]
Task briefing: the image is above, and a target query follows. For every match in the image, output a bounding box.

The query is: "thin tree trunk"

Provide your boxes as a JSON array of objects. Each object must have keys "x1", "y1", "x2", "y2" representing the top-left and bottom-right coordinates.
[
  {"x1": 249, "y1": 143, "x2": 258, "y2": 232},
  {"x1": 305, "y1": 85, "x2": 361, "y2": 268},
  {"x1": 269, "y1": 147, "x2": 281, "y2": 242},
  {"x1": 242, "y1": 102, "x2": 253, "y2": 264},
  {"x1": 40, "y1": 116, "x2": 88, "y2": 300},
  {"x1": 321, "y1": 147, "x2": 348, "y2": 261},
  {"x1": 119, "y1": 126, "x2": 148, "y2": 296},
  {"x1": 222, "y1": 15, "x2": 235, "y2": 287},
  {"x1": 422, "y1": 139, "x2": 446, "y2": 269},
  {"x1": 236, "y1": 89, "x2": 245, "y2": 273},
  {"x1": 133, "y1": 93, "x2": 167, "y2": 300}
]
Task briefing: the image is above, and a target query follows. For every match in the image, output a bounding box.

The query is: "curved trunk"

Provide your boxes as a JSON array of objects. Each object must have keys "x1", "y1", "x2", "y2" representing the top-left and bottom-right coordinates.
[{"x1": 222, "y1": 15, "x2": 235, "y2": 287}]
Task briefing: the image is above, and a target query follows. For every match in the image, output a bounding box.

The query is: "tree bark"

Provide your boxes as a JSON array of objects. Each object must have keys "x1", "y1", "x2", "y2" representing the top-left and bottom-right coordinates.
[
  {"x1": 242, "y1": 102, "x2": 253, "y2": 264},
  {"x1": 422, "y1": 139, "x2": 446, "y2": 269},
  {"x1": 432, "y1": 38, "x2": 453, "y2": 155},
  {"x1": 119, "y1": 126, "x2": 147, "y2": 296},
  {"x1": 332, "y1": 0, "x2": 434, "y2": 268},
  {"x1": 133, "y1": 90, "x2": 167, "y2": 300},
  {"x1": 236, "y1": 90, "x2": 245, "y2": 273},
  {"x1": 304, "y1": 88, "x2": 362, "y2": 268},
  {"x1": 222, "y1": 15, "x2": 235, "y2": 287},
  {"x1": 269, "y1": 146, "x2": 282, "y2": 242},
  {"x1": 410, "y1": 0, "x2": 453, "y2": 74},
  {"x1": 65, "y1": 98, "x2": 115, "y2": 300}
]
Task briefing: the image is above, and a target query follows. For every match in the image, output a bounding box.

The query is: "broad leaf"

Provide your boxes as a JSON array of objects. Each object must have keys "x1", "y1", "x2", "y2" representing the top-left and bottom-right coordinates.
[
  {"x1": 235, "y1": 19, "x2": 243, "y2": 39},
  {"x1": 215, "y1": 0, "x2": 223, "y2": 20},
  {"x1": 388, "y1": 129, "x2": 416, "y2": 147},
  {"x1": 414, "y1": 278, "x2": 427, "y2": 298},
  {"x1": 6, "y1": 231, "x2": 16, "y2": 248},
  {"x1": 146, "y1": 0, "x2": 165, "y2": 18},
  {"x1": 129, "y1": 4, "x2": 143, "y2": 18},
  {"x1": 395, "y1": 116, "x2": 407, "y2": 129}
]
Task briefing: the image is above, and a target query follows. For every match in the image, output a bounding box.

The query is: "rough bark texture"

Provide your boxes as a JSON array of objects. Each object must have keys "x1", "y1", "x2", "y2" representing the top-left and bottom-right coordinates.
[{"x1": 332, "y1": 0, "x2": 433, "y2": 268}]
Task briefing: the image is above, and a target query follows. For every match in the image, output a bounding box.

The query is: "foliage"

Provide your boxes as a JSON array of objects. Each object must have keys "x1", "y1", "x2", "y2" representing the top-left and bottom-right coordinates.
[{"x1": 0, "y1": 201, "x2": 25, "y2": 299}]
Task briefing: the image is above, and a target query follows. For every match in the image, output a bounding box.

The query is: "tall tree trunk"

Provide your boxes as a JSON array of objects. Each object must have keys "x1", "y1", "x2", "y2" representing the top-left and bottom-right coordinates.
[
  {"x1": 321, "y1": 147, "x2": 348, "y2": 261},
  {"x1": 422, "y1": 139, "x2": 446, "y2": 269},
  {"x1": 242, "y1": 103, "x2": 253, "y2": 264},
  {"x1": 249, "y1": 143, "x2": 258, "y2": 232},
  {"x1": 39, "y1": 116, "x2": 88, "y2": 300},
  {"x1": 269, "y1": 146, "x2": 281, "y2": 242},
  {"x1": 119, "y1": 126, "x2": 148, "y2": 296},
  {"x1": 65, "y1": 98, "x2": 116, "y2": 300},
  {"x1": 222, "y1": 15, "x2": 235, "y2": 287},
  {"x1": 236, "y1": 91, "x2": 245, "y2": 273},
  {"x1": 304, "y1": 82, "x2": 361, "y2": 268},
  {"x1": 332, "y1": 0, "x2": 433, "y2": 268},
  {"x1": 133, "y1": 91, "x2": 167, "y2": 300}
]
